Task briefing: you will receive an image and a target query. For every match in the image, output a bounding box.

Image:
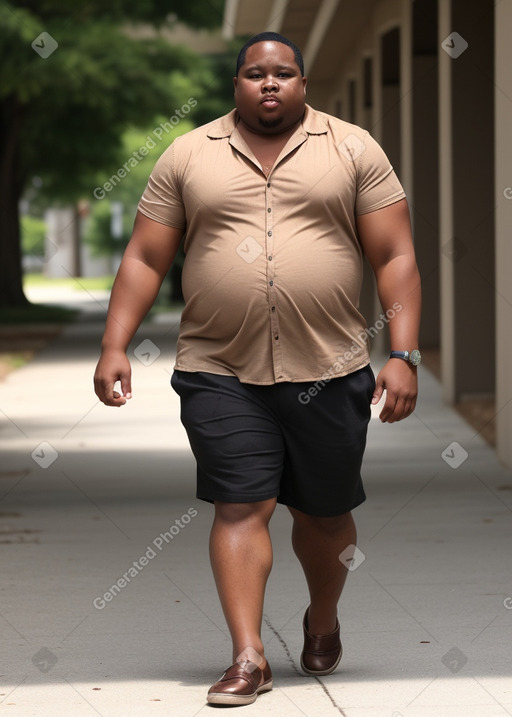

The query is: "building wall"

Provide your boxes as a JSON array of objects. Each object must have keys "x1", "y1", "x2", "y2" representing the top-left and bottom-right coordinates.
[
  {"x1": 495, "y1": 0, "x2": 512, "y2": 467},
  {"x1": 307, "y1": 0, "x2": 501, "y2": 422}
]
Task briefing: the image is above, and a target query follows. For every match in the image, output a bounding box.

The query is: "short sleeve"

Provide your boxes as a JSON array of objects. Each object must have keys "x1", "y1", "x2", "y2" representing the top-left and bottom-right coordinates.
[
  {"x1": 137, "y1": 142, "x2": 186, "y2": 228},
  {"x1": 355, "y1": 132, "x2": 406, "y2": 215}
]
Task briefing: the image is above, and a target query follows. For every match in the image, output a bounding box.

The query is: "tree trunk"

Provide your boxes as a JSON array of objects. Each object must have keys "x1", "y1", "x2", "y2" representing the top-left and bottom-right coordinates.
[{"x1": 0, "y1": 95, "x2": 28, "y2": 308}]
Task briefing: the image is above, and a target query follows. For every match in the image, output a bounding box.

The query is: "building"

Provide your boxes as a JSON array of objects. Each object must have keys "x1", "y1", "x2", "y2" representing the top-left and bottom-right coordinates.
[{"x1": 223, "y1": 0, "x2": 512, "y2": 469}]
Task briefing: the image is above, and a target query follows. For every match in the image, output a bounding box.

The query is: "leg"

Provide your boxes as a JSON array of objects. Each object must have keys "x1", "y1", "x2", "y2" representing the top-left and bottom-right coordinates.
[
  {"x1": 210, "y1": 498, "x2": 277, "y2": 665},
  {"x1": 289, "y1": 507, "x2": 356, "y2": 635}
]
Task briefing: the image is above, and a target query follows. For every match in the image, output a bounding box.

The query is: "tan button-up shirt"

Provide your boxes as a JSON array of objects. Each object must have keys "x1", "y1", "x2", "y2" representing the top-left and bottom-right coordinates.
[{"x1": 138, "y1": 105, "x2": 405, "y2": 384}]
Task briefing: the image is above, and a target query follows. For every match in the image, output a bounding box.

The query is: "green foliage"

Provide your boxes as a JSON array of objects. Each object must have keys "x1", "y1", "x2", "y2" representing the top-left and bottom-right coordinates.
[
  {"x1": 21, "y1": 215, "x2": 46, "y2": 255},
  {"x1": 24, "y1": 272, "x2": 114, "y2": 291},
  {"x1": 191, "y1": 40, "x2": 241, "y2": 126},
  {"x1": 83, "y1": 200, "x2": 130, "y2": 258},
  {"x1": 2, "y1": 0, "x2": 225, "y2": 29},
  {"x1": 84, "y1": 118, "x2": 193, "y2": 257},
  {"x1": 0, "y1": 303, "x2": 77, "y2": 324},
  {"x1": 0, "y1": 0, "x2": 235, "y2": 307},
  {"x1": 93, "y1": 119, "x2": 195, "y2": 207},
  {"x1": 1, "y1": 0, "x2": 228, "y2": 203}
]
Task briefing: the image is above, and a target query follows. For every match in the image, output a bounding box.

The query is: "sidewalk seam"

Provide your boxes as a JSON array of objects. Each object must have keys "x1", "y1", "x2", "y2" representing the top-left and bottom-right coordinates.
[{"x1": 263, "y1": 615, "x2": 347, "y2": 716}]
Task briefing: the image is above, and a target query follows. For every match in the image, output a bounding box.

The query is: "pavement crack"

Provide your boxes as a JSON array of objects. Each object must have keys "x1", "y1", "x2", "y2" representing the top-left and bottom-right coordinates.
[
  {"x1": 263, "y1": 614, "x2": 302, "y2": 677},
  {"x1": 263, "y1": 615, "x2": 347, "y2": 716}
]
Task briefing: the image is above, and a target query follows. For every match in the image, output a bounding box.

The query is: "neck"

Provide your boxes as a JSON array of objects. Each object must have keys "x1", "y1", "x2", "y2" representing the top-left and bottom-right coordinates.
[{"x1": 236, "y1": 113, "x2": 304, "y2": 140}]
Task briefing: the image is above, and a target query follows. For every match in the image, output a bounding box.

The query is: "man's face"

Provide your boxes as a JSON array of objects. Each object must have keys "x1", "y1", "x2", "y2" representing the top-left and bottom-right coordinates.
[{"x1": 234, "y1": 41, "x2": 307, "y2": 135}]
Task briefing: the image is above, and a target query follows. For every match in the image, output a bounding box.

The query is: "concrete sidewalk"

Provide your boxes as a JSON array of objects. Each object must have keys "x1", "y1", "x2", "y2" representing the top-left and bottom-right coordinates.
[{"x1": 1, "y1": 304, "x2": 511, "y2": 716}]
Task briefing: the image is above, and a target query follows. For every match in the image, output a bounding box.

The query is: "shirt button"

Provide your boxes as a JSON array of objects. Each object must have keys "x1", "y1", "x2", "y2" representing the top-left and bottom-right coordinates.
[
  {"x1": 274, "y1": 335, "x2": 279, "y2": 340},
  {"x1": 269, "y1": 280, "x2": 274, "y2": 286},
  {"x1": 267, "y1": 182, "x2": 271, "y2": 187},
  {"x1": 271, "y1": 306, "x2": 276, "y2": 311},
  {"x1": 268, "y1": 231, "x2": 272, "y2": 236},
  {"x1": 268, "y1": 255, "x2": 272, "y2": 261},
  {"x1": 267, "y1": 208, "x2": 272, "y2": 213}
]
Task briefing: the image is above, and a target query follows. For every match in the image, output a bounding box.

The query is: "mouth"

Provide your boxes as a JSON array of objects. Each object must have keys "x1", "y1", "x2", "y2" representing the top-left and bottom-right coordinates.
[{"x1": 261, "y1": 96, "x2": 280, "y2": 108}]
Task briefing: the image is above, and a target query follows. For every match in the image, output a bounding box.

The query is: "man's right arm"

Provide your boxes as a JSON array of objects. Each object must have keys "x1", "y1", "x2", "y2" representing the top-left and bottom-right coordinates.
[{"x1": 94, "y1": 211, "x2": 184, "y2": 407}]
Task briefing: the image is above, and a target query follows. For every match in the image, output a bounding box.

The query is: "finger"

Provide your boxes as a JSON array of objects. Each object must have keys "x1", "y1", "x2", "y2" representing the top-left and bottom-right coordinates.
[
  {"x1": 395, "y1": 395, "x2": 417, "y2": 422},
  {"x1": 389, "y1": 397, "x2": 407, "y2": 423},
  {"x1": 107, "y1": 392, "x2": 126, "y2": 407},
  {"x1": 402, "y1": 398, "x2": 415, "y2": 420},
  {"x1": 379, "y1": 393, "x2": 397, "y2": 422},
  {"x1": 120, "y1": 375, "x2": 132, "y2": 400},
  {"x1": 371, "y1": 382, "x2": 384, "y2": 405},
  {"x1": 109, "y1": 379, "x2": 127, "y2": 406},
  {"x1": 381, "y1": 391, "x2": 408, "y2": 422},
  {"x1": 95, "y1": 379, "x2": 126, "y2": 407},
  {"x1": 391, "y1": 396, "x2": 413, "y2": 423}
]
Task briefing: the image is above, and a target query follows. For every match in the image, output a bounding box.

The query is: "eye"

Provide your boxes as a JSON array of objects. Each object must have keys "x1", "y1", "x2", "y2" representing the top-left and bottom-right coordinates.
[
  {"x1": 248, "y1": 73, "x2": 262, "y2": 79},
  {"x1": 277, "y1": 72, "x2": 291, "y2": 77}
]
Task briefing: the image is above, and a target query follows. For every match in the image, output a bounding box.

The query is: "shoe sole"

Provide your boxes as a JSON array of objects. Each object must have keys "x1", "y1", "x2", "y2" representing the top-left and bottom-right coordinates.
[
  {"x1": 207, "y1": 680, "x2": 273, "y2": 705},
  {"x1": 300, "y1": 649, "x2": 342, "y2": 676}
]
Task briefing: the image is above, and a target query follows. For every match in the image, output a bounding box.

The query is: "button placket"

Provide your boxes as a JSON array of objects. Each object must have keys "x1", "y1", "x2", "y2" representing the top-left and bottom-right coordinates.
[{"x1": 265, "y1": 178, "x2": 282, "y2": 378}]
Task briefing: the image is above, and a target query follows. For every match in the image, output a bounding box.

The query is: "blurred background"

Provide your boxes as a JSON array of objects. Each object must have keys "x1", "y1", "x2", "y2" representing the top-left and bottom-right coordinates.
[{"x1": 1, "y1": 0, "x2": 511, "y2": 467}]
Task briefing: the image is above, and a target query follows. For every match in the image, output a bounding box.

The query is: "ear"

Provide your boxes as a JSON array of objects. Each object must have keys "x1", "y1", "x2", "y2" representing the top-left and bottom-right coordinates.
[
  {"x1": 302, "y1": 76, "x2": 308, "y2": 94},
  {"x1": 233, "y1": 76, "x2": 238, "y2": 92}
]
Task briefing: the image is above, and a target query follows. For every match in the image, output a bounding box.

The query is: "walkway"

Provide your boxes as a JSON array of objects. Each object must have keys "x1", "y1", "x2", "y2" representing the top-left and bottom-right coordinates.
[{"x1": 1, "y1": 294, "x2": 511, "y2": 716}]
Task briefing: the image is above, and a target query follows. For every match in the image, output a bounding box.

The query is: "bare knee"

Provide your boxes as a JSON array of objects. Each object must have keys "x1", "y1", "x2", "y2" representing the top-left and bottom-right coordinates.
[
  {"x1": 214, "y1": 498, "x2": 277, "y2": 527},
  {"x1": 289, "y1": 507, "x2": 354, "y2": 538}
]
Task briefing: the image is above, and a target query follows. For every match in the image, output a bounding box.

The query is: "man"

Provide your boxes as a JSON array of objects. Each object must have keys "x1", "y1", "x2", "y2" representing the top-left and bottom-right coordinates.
[{"x1": 94, "y1": 32, "x2": 421, "y2": 707}]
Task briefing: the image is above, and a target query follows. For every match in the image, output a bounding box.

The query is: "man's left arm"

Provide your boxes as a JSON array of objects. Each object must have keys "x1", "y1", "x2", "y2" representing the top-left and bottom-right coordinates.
[{"x1": 356, "y1": 198, "x2": 421, "y2": 423}]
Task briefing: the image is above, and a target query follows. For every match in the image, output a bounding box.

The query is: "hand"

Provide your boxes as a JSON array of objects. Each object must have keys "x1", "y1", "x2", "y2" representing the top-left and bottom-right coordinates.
[
  {"x1": 372, "y1": 359, "x2": 418, "y2": 423},
  {"x1": 94, "y1": 348, "x2": 132, "y2": 407}
]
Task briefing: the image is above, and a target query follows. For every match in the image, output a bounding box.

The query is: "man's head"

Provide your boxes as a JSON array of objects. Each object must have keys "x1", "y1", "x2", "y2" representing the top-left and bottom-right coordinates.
[
  {"x1": 234, "y1": 33, "x2": 307, "y2": 135},
  {"x1": 236, "y1": 32, "x2": 305, "y2": 77}
]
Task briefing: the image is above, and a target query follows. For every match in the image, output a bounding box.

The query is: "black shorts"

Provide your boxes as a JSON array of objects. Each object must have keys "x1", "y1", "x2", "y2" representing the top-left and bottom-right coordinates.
[{"x1": 171, "y1": 366, "x2": 375, "y2": 517}]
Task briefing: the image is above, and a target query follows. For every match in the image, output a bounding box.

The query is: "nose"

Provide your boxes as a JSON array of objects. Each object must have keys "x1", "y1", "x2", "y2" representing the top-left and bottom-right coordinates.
[{"x1": 263, "y1": 76, "x2": 278, "y2": 91}]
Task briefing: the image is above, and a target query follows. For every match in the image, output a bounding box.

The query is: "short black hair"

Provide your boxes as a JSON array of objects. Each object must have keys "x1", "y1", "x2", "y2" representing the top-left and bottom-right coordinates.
[{"x1": 236, "y1": 32, "x2": 305, "y2": 77}]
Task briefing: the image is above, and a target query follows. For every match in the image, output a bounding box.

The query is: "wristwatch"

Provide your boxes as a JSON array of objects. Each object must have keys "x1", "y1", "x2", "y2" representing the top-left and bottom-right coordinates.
[{"x1": 389, "y1": 349, "x2": 422, "y2": 366}]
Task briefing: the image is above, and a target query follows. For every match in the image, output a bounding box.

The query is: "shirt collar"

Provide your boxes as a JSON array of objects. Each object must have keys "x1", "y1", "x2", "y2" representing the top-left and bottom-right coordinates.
[{"x1": 206, "y1": 104, "x2": 329, "y2": 139}]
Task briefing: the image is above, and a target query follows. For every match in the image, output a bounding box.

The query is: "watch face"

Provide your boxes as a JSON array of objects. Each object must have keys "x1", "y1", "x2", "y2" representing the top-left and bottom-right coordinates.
[{"x1": 410, "y1": 349, "x2": 422, "y2": 366}]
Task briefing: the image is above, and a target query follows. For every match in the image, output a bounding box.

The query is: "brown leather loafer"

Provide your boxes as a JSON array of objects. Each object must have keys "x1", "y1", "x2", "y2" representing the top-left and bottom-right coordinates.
[
  {"x1": 207, "y1": 660, "x2": 273, "y2": 705},
  {"x1": 300, "y1": 607, "x2": 343, "y2": 676}
]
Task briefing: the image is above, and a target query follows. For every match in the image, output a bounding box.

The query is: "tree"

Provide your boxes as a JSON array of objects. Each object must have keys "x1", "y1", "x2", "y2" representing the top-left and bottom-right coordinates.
[{"x1": 0, "y1": 0, "x2": 225, "y2": 308}]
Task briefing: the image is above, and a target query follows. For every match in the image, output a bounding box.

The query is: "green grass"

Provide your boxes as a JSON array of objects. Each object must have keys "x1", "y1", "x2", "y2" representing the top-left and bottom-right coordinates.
[
  {"x1": 0, "y1": 352, "x2": 32, "y2": 370},
  {"x1": 23, "y1": 273, "x2": 115, "y2": 292},
  {"x1": 0, "y1": 304, "x2": 78, "y2": 325}
]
